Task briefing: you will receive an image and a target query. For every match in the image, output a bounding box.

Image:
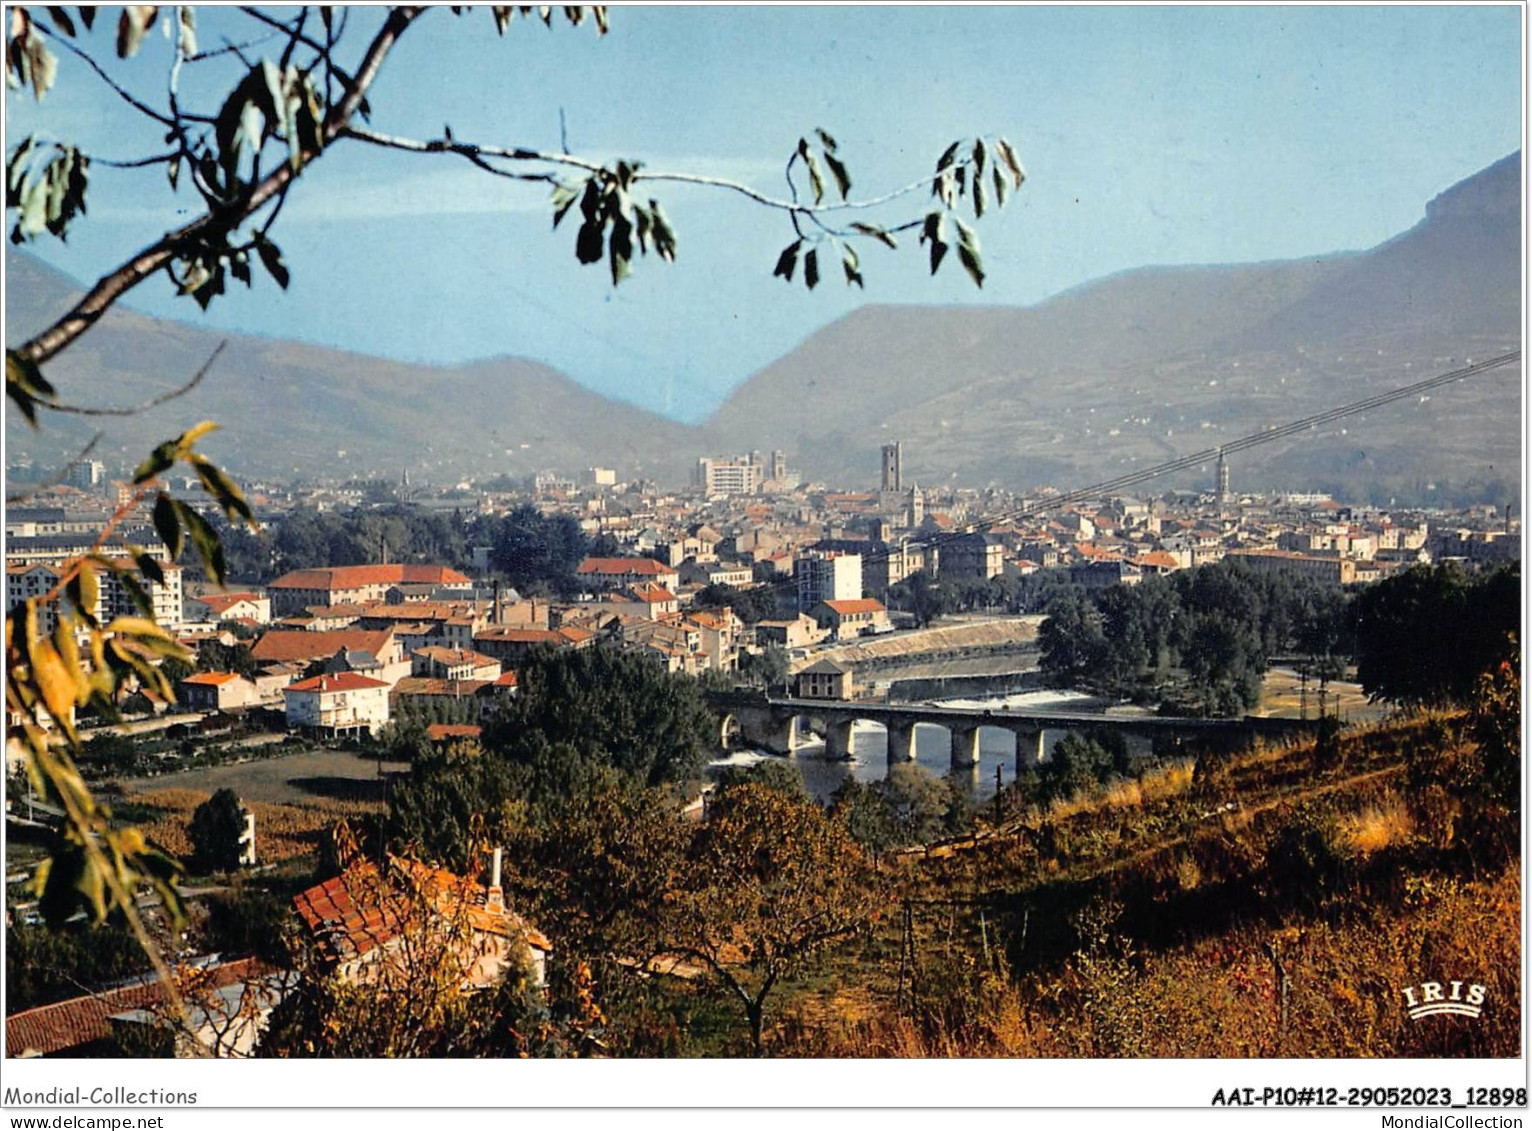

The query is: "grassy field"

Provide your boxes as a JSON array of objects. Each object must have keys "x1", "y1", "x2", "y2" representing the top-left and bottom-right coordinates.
[
  {"x1": 109, "y1": 747, "x2": 407, "y2": 867},
  {"x1": 117, "y1": 747, "x2": 409, "y2": 806},
  {"x1": 1255, "y1": 667, "x2": 1390, "y2": 724}
]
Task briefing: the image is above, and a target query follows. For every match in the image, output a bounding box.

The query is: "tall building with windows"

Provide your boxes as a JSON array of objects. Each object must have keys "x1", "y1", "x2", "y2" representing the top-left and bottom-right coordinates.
[
  {"x1": 794, "y1": 551, "x2": 863, "y2": 611},
  {"x1": 64, "y1": 460, "x2": 106, "y2": 490},
  {"x1": 880, "y1": 442, "x2": 903, "y2": 492},
  {"x1": 695, "y1": 455, "x2": 762, "y2": 495}
]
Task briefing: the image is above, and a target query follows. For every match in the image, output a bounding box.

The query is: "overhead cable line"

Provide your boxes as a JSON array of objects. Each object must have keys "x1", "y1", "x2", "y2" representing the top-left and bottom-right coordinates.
[{"x1": 760, "y1": 350, "x2": 1521, "y2": 596}]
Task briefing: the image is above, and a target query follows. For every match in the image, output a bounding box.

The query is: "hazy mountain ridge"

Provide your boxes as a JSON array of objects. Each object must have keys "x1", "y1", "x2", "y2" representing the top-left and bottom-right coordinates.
[
  {"x1": 706, "y1": 152, "x2": 1521, "y2": 501},
  {"x1": 4, "y1": 257, "x2": 697, "y2": 484},
  {"x1": 4, "y1": 153, "x2": 1520, "y2": 502}
]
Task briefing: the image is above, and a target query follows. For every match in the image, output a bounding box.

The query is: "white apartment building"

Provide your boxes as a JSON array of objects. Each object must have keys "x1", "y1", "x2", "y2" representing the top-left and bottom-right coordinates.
[
  {"x1": 694, "y1": 455, "x2": 762, "y2": 496},
  {"x1": 7, "y1": 559, "x2": 182, "y2": 632},
  {"x1": 794, "y1": 552, "x2": 863, "y2": 610}
]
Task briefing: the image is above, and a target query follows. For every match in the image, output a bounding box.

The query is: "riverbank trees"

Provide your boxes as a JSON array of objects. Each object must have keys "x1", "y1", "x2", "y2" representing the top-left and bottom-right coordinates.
[{"x1": 1038, "y1": 558, "x2": 1357, "y2": 715}]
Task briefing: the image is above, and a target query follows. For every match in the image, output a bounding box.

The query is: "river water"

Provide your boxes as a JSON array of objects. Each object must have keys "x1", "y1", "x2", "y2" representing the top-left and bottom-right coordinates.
[{"x1": 707, "y1": 689, "x2": 1113, "y2": 805}]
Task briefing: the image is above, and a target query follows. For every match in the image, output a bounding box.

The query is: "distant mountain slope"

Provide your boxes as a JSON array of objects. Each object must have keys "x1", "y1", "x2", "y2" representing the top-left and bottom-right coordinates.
[
  {"x1": 706, "y1": 154, "x2": 1521, "y2": 502},
  {"x1": 4, "y1": 254, "x2": 696, "y2": 484},
  {"x1": 6, "y1": 154, "x2": 1519, "y2": 503}
]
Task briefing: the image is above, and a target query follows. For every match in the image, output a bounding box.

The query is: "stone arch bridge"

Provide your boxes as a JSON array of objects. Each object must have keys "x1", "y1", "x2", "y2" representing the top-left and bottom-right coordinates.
[{"x1": 709, "y1": 692, "x2": 1317, "y2": 774}]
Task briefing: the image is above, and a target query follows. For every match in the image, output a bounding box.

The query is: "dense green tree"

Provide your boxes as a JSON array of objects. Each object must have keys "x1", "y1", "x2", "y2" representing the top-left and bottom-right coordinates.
[
  {"x1": 387, "y1": 738, "x2": 526, "y2": 872},
  {"x1": 1038, "y1": 559, "x2": 1357, "y2": 715},
  {"x1": 5, "y1": 920, "x2": 147, "y2": 1012},
  {"x1": 187, "y1": 788, "x2": 248, "y2": 873},
  {"x1": 737, "y1": 644, "x2": 790, "y2": 692},
  {"x1": 391, "y1": 646, "x2": 719, "y2": 868},
  {"x1": 829, "y1": 777, "x2": 901, "y2": 855},
  {"x1": 1355, "y1": 563, "x2": 1519, "y2": 706},
  {"x1": 694, "y1": 582, "x2": 780, "y2": 624},
  {"x1": 486, "y1": 645, "x2": 717, "y2": 792},
  {"x1": 80, "y1": 732, "x2": 138, "y2": 772},
  {"x1": 196, "y1": 639, "x2": 260, "y2": 679},
  {"x1": 200, "y1": 886, "x2": 292, "y2": 965},
  {"x1": 517, "y1": 779, "x2": 690, "y2": 962},
  {"x1": 481, "y1": 505, "x2": 591, "y2": 598},
  {"x1": 713, "y1": 757, "x2": 807, "y2": 801},
  {"x1": 1038, "y1": 592, "x2": 1109, "y2": 686},
  {"x1": 891, "y1": 570, "x2": 949, "y2": 628}
]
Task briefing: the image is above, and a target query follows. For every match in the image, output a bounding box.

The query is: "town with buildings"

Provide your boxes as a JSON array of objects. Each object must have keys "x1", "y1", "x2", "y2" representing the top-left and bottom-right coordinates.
[
  {"x1": 5, "y1": 441, "x2": 1519, "y2": 744},
  {"x1": 1, "y1": 4, "x2": 1520, "y2": 1087}
]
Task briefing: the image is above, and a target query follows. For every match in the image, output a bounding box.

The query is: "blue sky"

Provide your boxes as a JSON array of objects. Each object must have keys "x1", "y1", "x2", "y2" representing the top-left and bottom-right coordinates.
[{"x1": 5, "y1": 4, "x2": 1523, "y2": 421}]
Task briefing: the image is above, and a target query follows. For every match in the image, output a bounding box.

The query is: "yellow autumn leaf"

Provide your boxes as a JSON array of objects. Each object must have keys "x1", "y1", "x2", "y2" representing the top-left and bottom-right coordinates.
[
  {"x1": 32, "y1": 638, "x2": 76, "y2": 723},
  {"x1": 177, "y1": 420, "x2": 220, "y2": 448},
  {"x1": 101, "y1": 613, "x2": 170, "y2": 637}
]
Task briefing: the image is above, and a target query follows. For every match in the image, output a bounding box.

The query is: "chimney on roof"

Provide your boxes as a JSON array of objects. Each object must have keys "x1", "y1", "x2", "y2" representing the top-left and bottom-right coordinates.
[
  {"x1": 492, "y1": 579, "x2": 501, "y2": 626},
  {"x1": 486, "y1": 846, "x2": 504, "y2": 911}
]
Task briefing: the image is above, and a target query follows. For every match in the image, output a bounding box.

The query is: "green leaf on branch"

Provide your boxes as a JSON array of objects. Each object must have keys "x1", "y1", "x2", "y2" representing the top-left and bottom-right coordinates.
[
  {"x1": 648, "y1": 199, "x2": 676, "y2": 261},
  {"x1": 804, "y1": 152, "x2": 826, "y2": 206},
  {"x1": 153, "y1": 492, "x2": 183, "y2": 558},
  {"x1": 849, "y1": 222, "x2": 897, "y2": 249},
  {"x1": 173, "y1": 500, "x2": 228, "y2": 585},
  {"x1": 132, "y1": 549, "x2": 166, "y2": 586},
  {"x1": 189, "y1": 454, "x2": 256, "y2": 527},
  {"x1": 45, "y1": 7, "x2": 77, "y2": 37},
  {"x1": 6, "y1": 10, "x2": 59, "y2": 100},
  {"x1": 841, "y1": 243, "x2": 863, "y2": 288},
  {"x1": 920, "y1": 211, "x2": 949, "y2": 276},
  {"x1": 254, "y1": 233, "x2": 290, "y2": 289},
  {"x1": 115, "y1": 6, "x2": 159, "y2": 59},
  {"x1": 772, "y1": 240, "x2": 801, "y2": 282},
  {"x1": 955, "y1": 217, "x2": 984, "y2": 288},
  {"x1": 803, "y1": 247, "x2": 820, "y2": 290},
  {"x1": 995, "y1": 137, "x2": 1025, "y2": 188},
  {"x1": 550, "y1": 183, "x2": 580, "y2": 228},
  {"x1": 6, "y1": 349, "x2": 55, "y2": 427},
  {"x1": 134, "y1": 440, "x2": 178, "y2": 485},
  {"x1": 824, "y1": 152, "x2": 851, "y2": 200}
]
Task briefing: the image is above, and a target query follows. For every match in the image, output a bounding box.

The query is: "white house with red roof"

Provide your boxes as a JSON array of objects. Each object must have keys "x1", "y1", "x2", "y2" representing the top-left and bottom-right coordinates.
[
  {"x1": 179, "y1": 671, "x2": 262, "y2": 712},
  {"x1": 611, "y1": 582, "x2": 679, "y2": 620},
  {"x1": 409, "y1": 646, "x2": 502, "y2": 682},
  {"x1": 282, "y1": 672, "x2": 391, "y2": 737},
  {"x1": 184, "y1": 591, "x2": 271, "y2": 624},
  {"x1": 808, "y1": 598, "x2": 891, "y2": 640}
]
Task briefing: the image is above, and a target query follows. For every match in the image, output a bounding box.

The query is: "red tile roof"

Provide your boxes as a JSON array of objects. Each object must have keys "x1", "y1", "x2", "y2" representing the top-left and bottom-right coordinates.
[
  {"x1": 250, "y1": 629, "x2": 394, "y2": 664},
  {"x1": 624, "y1": 583, "x2": 677, "y2": 604},
  {"x1": 293, "y1": 858, "x2": 548, "y2": 968},
  {"x1": 269, "y1": 565, "x2": 470, "y2": 590},
  {"x1": 5, "y1": 958, "x2": 265, "y2": 1057},
  {"x1": 821, "y1": 598, "x2": 887, "y2": 615},
  {"x1": 194, "y1": 591, "x2": 265, "y2": 613},
  {"x1": 576, "y1": 556, "x2": 672, "y2": 576},
  {"x1": 475, "y1": 627, "x2": 564, "y2": 645},
  {"x1": 391, "y1": 677, "x2": 493, "y2": 698},
  {"x1": 413, "y1": 646, "x2": 497, "y2": 666},
  {"x1": 285, "y1": 672, "x2": 390, "y2": 694},
  {"x1": 181, "y1": 671, "x2": 242, "y2": 686}
]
